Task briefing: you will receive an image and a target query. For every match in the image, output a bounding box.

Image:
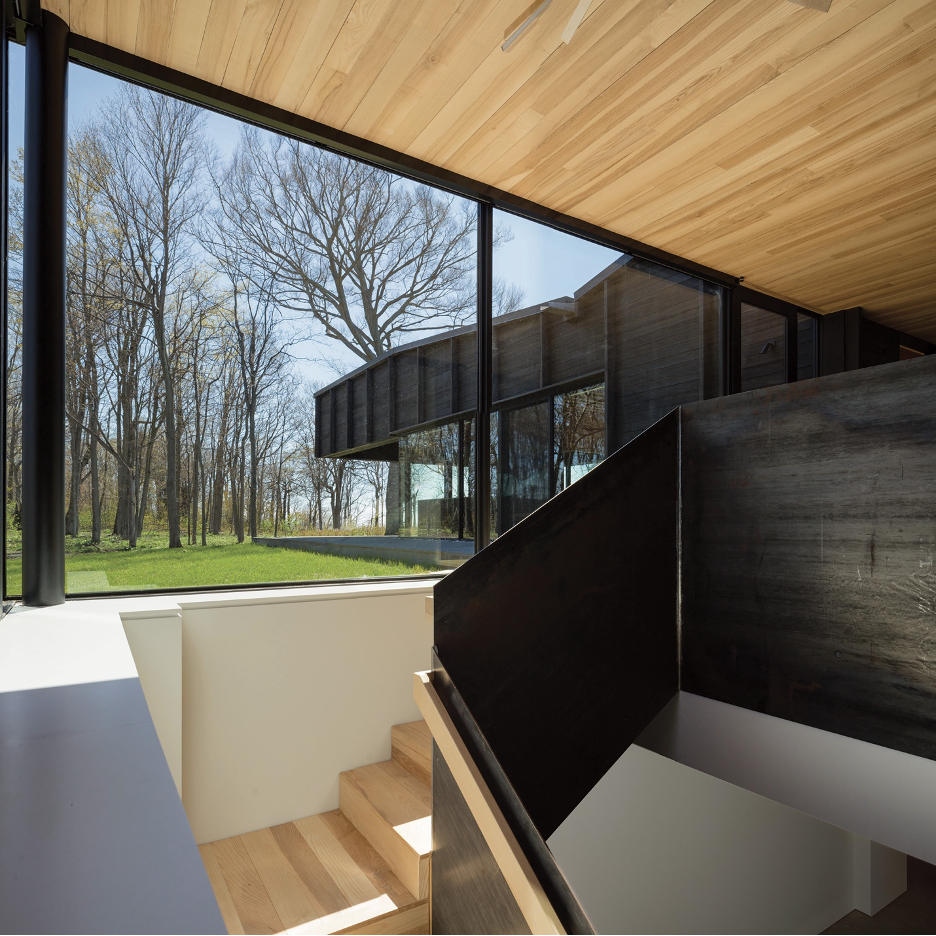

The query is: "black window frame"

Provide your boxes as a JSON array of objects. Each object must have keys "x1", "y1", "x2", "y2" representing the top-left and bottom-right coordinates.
[{"x1": 727, "y1": 285, "x2": 820, "y2": 394}]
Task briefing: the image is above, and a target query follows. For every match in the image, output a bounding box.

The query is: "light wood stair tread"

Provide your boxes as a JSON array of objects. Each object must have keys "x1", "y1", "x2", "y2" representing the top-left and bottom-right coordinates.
[
  {"x1": 339, "y1": 761, "x2": 431, "y2": 900},
  {"x1": 391, "y1": 721, "x2": 432, "y2": 788},
  {"x1": 200, "y1": 810, "x2": 427, "y2": 935},
  {"x1": 340, "y1": 762, "x2": 431, "y2": 855}
]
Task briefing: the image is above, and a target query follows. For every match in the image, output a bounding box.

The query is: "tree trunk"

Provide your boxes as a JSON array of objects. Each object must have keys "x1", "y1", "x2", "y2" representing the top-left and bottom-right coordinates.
[
  {"x1": 248, "y1": 406, "x2": 258, "y2": 539},
  {"x1": 201, "y1": 461, "x2": 207, "y2": 547},
  {"x1": 385, "y1": 465, "x2": 401, "y2": 535},
  {"x1": 210, "y1": 463, "x2": 225, "y2": 534},
  {"x1": 153, "y1": 299, "x2": 182, "y2": 549},
  {"x1": 238, "y1": 448, "x2": 246, "y2": 543},
  {"x1": 90, "y1": 429, "x2": 100, "y2": 544}
]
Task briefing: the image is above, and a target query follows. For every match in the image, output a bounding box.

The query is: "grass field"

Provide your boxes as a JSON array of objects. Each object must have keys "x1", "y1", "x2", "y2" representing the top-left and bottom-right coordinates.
[{"x1": 5, "y1": 533, "x2": 435, "y2": 595}]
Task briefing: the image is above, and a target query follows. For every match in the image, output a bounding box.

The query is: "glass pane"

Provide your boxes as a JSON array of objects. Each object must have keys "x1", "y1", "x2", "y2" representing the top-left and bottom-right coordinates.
[
  {"x1": 495, "y1": 399, "x2": 551, "y2": 533},
  {"x1": 490, "y1": 210, "x2": 723, "y2": 538},
  {"x1": 798, "y1": 313, "x2": 818, "y2": 380},
  {"x1": 554, "y1": 386, "x2": 605, "y2": 494},
  {"x1": 6, "y1": 43, "x2": 24, "y2": 597},
  {"x1": 740, "y1": 303, "x2": 787, "y2": 392},
  {"x1": 48, "y1": 63, "x2": 477, "y2": 596}
]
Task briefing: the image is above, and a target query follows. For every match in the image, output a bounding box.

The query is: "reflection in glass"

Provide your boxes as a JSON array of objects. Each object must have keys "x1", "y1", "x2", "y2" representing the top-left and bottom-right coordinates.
[
  {"x1": 798, "y1": 313, "x2": 818, "y2": 380},
  {"x1": 492, "y1": 385, "x2": 605, "y2": 536},
  {"x1": 740, "y1": 303, "x2": 787, "y2": 391},
  {"x1": 554, "y1": 386, "x2": 605, "y2": 494},
  {"x1": 394, "y1": 419, "x2": 474, "y2": 541},
  {"x1": 489, "y1": 210, "x2": 723, "y2": 539}
]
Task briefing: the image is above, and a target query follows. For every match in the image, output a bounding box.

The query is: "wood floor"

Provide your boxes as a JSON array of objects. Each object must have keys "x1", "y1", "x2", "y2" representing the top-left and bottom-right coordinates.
[{"x1": 199, "y1": 721, "x2": 431, "y2": 936}]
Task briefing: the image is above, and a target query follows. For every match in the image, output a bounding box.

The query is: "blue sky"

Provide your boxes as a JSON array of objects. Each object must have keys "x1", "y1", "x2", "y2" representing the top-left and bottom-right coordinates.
[{"x1": 8, "y1": 45, "x2": 620, "y2": 378}]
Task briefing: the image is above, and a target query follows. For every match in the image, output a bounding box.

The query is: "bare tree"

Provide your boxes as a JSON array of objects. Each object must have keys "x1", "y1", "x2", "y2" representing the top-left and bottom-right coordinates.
[
  {"x1": 210, "y1": 128, "x2": 478, "y2": 363},
  {"x1": 201, "y1": 233, "x2": 297, "y2": 538},
  {"x1": 94, "y1": 86, "x2": 207, "y2": 549}
]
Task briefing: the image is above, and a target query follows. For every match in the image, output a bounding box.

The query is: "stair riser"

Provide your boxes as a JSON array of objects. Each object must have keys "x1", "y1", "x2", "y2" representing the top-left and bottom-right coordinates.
[
  {"x1": 391, "y1": 739, "x2": 431, "y2": 788},
  {"x1": 339, "y1": 774, "x2": 430, "y2": 900}
]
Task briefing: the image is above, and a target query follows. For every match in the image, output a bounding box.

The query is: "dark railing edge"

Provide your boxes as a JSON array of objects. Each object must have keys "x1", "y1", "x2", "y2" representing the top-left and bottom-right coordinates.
[{"x1": 430, "y1": 650, "x2": 596, "y2": 936}]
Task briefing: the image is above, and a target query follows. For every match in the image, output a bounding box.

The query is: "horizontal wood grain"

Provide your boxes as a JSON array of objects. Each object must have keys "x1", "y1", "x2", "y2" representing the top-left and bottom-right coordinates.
[{"x1": 41, "y1": 0, "x2": 936, "y2": 343}]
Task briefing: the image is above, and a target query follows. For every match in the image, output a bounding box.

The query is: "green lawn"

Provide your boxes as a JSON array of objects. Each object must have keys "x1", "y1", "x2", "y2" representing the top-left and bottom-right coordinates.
[{"x1": 5, "y1": 537, "x2": 434, "y2": 595}]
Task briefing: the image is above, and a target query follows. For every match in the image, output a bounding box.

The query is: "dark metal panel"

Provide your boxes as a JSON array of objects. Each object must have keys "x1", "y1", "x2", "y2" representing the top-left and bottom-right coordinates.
[
  {"x1": 820, "y1": 308, "x2": 847, "y2": 375},
  {"x1": 423, "y1": 340, "x2": 450, "y2": 423},
  {"x1": 681, "y1": 355, "x2": 936, "y2": 761},
  {"x1": 351, "y1": 373, "x2": 366, "y2": 449},
  {"x1": 334, "y1": 382, "x2": 348, "y2": 453},
  {"x1": 365, "y1": 368, "x2": 374, "y2": 445},
  {"x1": 608, "y1": 263, "x2": 706, "y2": 445},
  {"x1": 395, "y1": 349, "x2": 418, "y2": 430},
  {"x1": 457, "y1": 333, "x2": 477, "y2": 413},
  {"x1": 898, "y1": 331, "x2": 936, "y2": 356},
  {"x1": 431, "y1": 742, "x2": 532, "y2": 936},
  {"x1": 545, "y1": 297, "x2": 604, "y2": 388},
  {"x1": 416, "y1": 345, "x2": 424, "y2": 426},
  {"x1": 388, "y1": 354, "x2": 397, "y2": 433},
  {"x1": 22, "y1": 12, "x2": 67, "y2": 606},
  {"x1": 431, "y1": 657, "x2": 595, "y2": 935},
  {"x1": 372, "y1": 360, "x2": 389, "y2": 440},
  {"x1": 435, "y1": 411, "x2": 680, "y2": 837},
  {"x1": 495, "y1": 316, "x2": 541, "y2": 402},
  {"x1": 859, "y1": 316, "x2": 900, "y2": 368},
  {"x1": 449, "y1": 337, "x2": 458, "y2": 414}
]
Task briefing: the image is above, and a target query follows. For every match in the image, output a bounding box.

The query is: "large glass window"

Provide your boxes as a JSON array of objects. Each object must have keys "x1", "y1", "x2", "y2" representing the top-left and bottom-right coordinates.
[{"x1": 7, "y1": 61, "x2": 478, "y2": 596}]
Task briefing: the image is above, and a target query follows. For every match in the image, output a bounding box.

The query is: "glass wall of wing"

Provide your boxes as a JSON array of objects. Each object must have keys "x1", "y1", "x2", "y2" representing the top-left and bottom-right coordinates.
[{"x1": 486, "y1": 212, "x2": 723, "y2": 539}]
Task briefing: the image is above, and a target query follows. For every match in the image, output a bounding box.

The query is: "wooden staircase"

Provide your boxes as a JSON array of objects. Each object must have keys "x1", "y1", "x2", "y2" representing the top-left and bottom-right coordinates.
[{"x1": 200, "y1": 721, "x2": 432, "y2": 935}]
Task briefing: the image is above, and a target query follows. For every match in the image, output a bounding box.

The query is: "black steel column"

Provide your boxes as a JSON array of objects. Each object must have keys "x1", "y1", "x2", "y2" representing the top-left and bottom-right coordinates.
[
  {"x1": 22, "y1": 12, "x2": 68, "y2": 605},
  {"x1": 726, "y1": 286, "x2": 741, "y2": 394},
  {"x1": 474, "y1": 203, "x2": 493, "y2": 552}
]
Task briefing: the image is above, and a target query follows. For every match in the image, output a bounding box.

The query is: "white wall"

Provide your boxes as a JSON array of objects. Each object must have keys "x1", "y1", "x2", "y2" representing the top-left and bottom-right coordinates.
[
  {"x1": 637, "y1": 691, "x2": 936, "y2": 866},
  {"x1": 122, "y1": 609, "x2": 183, "y2": 797},
  {"x1": 120, "y1": 581, "x2": 435, "y2": 845},
  {"x1": 547, "y1": 745, "x2": 856, "y2": 935}
]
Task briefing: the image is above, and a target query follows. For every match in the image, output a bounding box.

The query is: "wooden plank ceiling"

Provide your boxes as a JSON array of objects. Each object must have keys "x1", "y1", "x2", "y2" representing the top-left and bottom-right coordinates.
[{"x1": 43, "y1": 0, "x2": 936, "y2": 341}]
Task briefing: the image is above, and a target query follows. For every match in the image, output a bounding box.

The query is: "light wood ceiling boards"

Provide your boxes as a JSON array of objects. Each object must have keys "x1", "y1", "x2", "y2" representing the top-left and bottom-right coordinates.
[{"x1": 41, "y1": 0, "x2": 936, "y2": 341}]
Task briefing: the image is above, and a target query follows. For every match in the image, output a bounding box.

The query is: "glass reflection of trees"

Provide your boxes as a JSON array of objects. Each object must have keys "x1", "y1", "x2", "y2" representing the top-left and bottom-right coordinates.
[
  {"x1": 394, "y1": 420, "x2": 474, "y2": 539},
  {"x1": 494, "y1": 383, "x2": 605, "y2": 536},
  {"x1": 553, "y1": 386, "x2": 604, "y2": 494}
]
